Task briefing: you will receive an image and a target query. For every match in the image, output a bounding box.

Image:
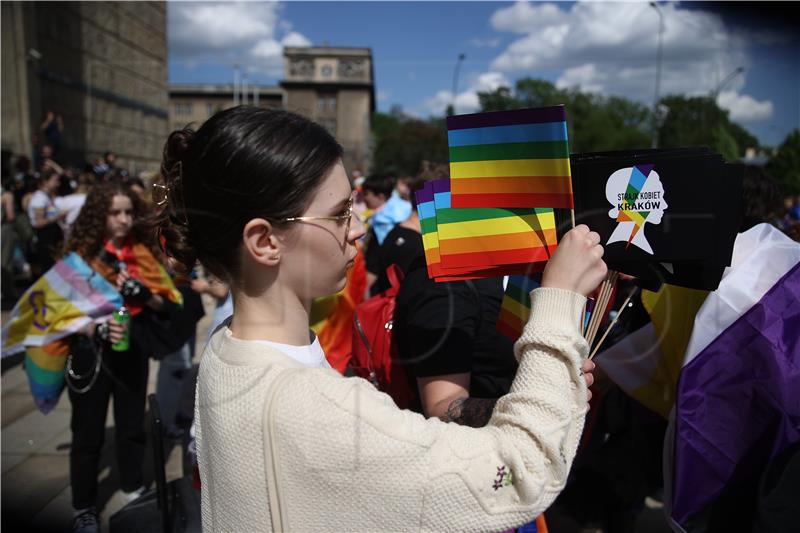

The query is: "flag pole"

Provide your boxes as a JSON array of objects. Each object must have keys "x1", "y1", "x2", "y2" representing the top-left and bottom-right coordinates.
[
  {"x1": 586, "y1": 270, "x2": 618, "y2": 347},
  {"x1": 589, "y1": 285, "x2": 639, "y2": 360}
]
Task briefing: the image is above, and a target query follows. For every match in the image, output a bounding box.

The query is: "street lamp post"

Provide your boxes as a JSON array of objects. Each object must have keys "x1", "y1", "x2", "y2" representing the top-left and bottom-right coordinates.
[
  {"x1": 650, "y1": 2, "x2": 664, "y2": 149},
  {"x1": 710, "y1": 66, "x2": 745, "y2": 100},
  {"x1": 451, "y1": 53, "x2": 465, "y2": 115},
  {"x1": 233, "y1": 64, "x2": 240, "y2": 106}
]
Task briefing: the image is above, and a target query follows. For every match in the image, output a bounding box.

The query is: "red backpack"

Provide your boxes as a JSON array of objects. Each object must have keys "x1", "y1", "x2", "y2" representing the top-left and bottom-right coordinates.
[{"x1": 351, "y1": 264, "x2": 413, "y2": 409}]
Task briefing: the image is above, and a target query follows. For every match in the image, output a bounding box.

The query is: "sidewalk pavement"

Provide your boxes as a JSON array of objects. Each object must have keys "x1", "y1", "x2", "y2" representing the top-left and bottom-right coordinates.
[{"x1": 1, "y1": 296, "x2": 215, "y2": 532}]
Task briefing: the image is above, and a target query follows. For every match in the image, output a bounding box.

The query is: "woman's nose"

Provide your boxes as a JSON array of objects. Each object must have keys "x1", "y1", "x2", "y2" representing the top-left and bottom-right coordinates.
[{"x1": 349, "y1": 214, "x2": 366, "y2": 242}]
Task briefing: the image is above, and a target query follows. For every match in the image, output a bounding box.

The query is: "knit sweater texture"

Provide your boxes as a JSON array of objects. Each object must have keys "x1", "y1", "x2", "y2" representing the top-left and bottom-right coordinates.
[{"x1": 195, "y1": 287, "x2": 589, "y2": 532}]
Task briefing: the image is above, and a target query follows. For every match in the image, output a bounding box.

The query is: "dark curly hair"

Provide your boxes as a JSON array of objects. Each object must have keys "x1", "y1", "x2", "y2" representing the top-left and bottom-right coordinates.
[{"x1": 64, "y1": 181, "x2": 153, "y2": 260}]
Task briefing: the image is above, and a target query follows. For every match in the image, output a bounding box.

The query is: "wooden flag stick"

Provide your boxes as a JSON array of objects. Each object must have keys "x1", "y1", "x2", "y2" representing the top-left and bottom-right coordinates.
[
  {"x1": 586, "y1": 270, "x2": 618, "y2": 347},
  {"x1": 583, "y1": 271, "x2": 608, "y2": 341},
  {"x1": 589, "y1": 285, "x2": 640, "y2": 360},
  {"x1": 592, "y1": 270, "x2": 619, "y2": 344}
]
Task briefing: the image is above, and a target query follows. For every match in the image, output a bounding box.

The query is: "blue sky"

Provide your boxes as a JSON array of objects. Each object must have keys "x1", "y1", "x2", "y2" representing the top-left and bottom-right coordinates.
[{"x1": 168, "y1": 1, "x2": 799, "y2": 147}]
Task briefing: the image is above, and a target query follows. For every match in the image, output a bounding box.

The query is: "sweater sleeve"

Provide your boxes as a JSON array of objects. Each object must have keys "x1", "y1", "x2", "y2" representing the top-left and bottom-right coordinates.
[{"x1": 273, "y1": 287, "x2": 588, "y2": 532}]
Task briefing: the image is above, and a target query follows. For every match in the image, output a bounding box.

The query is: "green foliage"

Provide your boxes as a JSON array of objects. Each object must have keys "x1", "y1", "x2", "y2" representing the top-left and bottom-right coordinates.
[
  {"x1": 710, "y1": 125, "x2": 740, "y2": 161},
  {"x1": 766, "y1": 129, "x2": 800, "y2": 195},
  {"x1": 371, "y1": 113, "x2": 448, "y2": 176},
  {"x1": 477, "y1": 79, "x2": 651, "y2": 153},
  {"x1": 657, "y1": 95, "x2": 759, "y2": 158},
  {"x1": 370, "y1": 79, "x2": 764, "y2": 175}
]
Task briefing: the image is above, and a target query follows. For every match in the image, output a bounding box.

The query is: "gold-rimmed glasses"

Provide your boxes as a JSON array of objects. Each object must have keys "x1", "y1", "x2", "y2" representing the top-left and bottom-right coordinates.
[{"x1": 283, "y1": 197, "x2": 354, "y2": 236}]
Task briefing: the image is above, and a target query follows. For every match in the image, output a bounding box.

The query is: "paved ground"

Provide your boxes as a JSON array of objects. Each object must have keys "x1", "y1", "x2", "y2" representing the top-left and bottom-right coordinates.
[{"x1": 1, "y1": 298, "x2": 214, "y2": 532}]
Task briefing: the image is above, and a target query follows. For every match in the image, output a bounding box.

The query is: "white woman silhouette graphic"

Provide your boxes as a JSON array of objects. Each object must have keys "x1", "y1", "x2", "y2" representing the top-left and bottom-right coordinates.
[{"x1": 605, "y1": 164, "x2": 668, "y2": 255}]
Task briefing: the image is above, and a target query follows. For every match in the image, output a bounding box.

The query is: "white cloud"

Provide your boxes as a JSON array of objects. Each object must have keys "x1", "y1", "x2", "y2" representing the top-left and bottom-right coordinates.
[
  {"x1": 717, "y1": 91, "x2": 774, "y2": 122},
  {"x1": 490, "y1": 1, "x2": 568, "y2": 34},
  {"x1": 168, "y1": 1, "x2": 311, "y2": 78},
  {"x1": 422, "y1": 71, "x2": 511, "y2": 115},
  {"x1": 489, "y1": 2, "x2": 750, "y2": 105},
  {"x1": 377, "y1": 90, "x2": 390, "y2": 102}
]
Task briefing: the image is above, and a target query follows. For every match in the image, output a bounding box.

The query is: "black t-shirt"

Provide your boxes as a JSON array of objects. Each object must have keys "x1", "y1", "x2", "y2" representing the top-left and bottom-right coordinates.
[
  {"x1": 364, "y1": 228, "x2": 382, "y2": 276},
  {"x1": 394, "y1": 250, "x2": 518, "y2": 404},
  {"x1": 373, "y1": 225, "x2": 422, "y2": 293}
]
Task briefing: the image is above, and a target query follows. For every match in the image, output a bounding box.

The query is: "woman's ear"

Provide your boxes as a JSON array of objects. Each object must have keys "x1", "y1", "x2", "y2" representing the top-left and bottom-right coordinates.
[{"x1": 242, "y1": 218, "x2": 281, "y2": 267}]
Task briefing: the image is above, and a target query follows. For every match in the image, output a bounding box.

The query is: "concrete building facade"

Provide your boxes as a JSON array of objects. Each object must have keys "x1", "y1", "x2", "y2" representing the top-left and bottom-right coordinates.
[
  {"x1": 282, "y1": 46, "x2": 375, "y2": 175},
  {"x1": 168, "y1": 47, "x2": 376, "y2": 175},
  {"x1": 1, "y1": 1, "x2": 168, "y2": 174},
  {"x1": 168, "y1": 84, "x2": 283, "y2": 133}
]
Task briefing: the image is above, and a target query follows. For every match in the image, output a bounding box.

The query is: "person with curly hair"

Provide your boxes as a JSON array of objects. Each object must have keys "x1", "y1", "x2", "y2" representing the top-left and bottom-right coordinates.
[{"x1": 61, "y1": 181, "x2": 183, "y2": 533}]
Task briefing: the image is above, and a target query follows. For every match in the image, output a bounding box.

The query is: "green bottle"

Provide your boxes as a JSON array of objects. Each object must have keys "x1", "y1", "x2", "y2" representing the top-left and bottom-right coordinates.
[{"x1": 111, "y1": 306, "x2": 130, "y2": 352}]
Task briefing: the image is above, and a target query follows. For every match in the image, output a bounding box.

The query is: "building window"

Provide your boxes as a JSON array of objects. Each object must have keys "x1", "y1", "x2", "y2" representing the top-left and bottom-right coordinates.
[
  {"x1": 317, "y1": 94, "x2": 337, "y2": 112},
  {"x1": 175, "y1": 102, "x2": 193, "y2": 116}
]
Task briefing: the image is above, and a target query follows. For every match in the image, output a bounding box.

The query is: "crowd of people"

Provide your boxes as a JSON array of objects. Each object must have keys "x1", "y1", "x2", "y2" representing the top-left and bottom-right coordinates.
[{"x1": 2, "y1": 105, "x2": 797, "y2": 533}]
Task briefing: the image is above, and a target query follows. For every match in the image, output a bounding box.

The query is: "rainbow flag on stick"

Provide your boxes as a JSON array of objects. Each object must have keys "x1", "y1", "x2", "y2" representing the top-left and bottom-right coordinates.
[
  {"x1": 447, "y1": 106, "x2": 573, "y2": 209},
  {"x1": 416, "y1": 181, "x2": 539, "y2": 281},
  {"x1": 496, "y1": 275, "x2": 542, "y2": 340},
  {"x1": 434, "y1": 178, "x2": 557, "y2": 270}
]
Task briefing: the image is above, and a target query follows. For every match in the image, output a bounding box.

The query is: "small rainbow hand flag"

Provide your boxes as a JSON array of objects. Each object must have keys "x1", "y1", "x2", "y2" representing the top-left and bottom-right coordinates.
[
  {"x1": 416, "y1": 181, "x2": 533, "y2": 281},
  {"x1": 496, "y1": 274, "x2": 542, "y2": 341},
  {"x1": 447, "y1": 105, "x2": 573, "y2": 209},
  {"x1": 433, "y1": 178, "x2": 557, "y2": 270}
]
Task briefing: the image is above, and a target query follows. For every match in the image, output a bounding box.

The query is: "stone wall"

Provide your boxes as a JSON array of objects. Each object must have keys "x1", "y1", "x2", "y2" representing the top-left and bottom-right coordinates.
[{"x1": 1, "y1": 2, "x2": 168, "y2": 175}]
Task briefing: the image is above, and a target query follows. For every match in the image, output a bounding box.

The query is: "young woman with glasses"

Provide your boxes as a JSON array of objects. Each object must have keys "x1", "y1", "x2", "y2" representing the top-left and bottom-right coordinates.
[{"x1": 155, "y1": 106, "x2": 606, "y2": 532}]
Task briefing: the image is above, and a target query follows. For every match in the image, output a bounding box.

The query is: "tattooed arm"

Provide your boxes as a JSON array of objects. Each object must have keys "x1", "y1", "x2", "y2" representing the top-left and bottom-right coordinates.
[
  {"x1": 417, "y1": 373, "x2": 498, "y2": 428},
  {"x1": 444, "y1": 397, "x2": 499, "y2": 428}
]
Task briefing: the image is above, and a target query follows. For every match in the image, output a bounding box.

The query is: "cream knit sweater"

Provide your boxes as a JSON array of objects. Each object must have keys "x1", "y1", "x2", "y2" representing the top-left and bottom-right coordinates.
[{"x1": 195, "y1": 287, "x2": 588, "y2": 532}]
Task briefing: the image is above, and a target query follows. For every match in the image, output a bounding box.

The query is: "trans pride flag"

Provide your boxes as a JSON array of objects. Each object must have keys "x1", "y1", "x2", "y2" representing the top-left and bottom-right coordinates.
[
  {"x1": 2, "y1": 252, "x2": 123, "y2": 412},
  {"x1": 447, "y1": 106, "x2": 573, "y2": 209}
]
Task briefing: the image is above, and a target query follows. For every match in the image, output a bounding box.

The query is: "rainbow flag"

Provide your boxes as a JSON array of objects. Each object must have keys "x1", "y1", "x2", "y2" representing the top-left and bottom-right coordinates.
[
  {"x1": 496, "y1": 275, "x2": 541, "y2": 341},
  {"x1": 434, "y1": 179, "x2": 557, "y2": 270},
  {"x1": 447, "y1": 106, "x2": 573, "y2": 209},
  {"x1": 417, "y1": 181, "x2": 445, "y2": 279},
  {"x1": 99, "y1": 239, "x2": 183, "y2": 315},
  {"x1": 2, "y1": 252, "x2": 124, "y2": 412}
]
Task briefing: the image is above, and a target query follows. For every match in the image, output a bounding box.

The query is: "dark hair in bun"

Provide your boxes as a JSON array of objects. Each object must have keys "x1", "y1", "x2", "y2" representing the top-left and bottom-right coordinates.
[{"x1": 154, "y1": 106, "x2": 343, "y2": 281}]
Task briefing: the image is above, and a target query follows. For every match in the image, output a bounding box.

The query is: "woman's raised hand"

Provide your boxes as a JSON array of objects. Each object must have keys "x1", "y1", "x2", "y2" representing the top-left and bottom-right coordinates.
[{"x1": 541, "y1": 224, "x2": 607, "y2": 297}]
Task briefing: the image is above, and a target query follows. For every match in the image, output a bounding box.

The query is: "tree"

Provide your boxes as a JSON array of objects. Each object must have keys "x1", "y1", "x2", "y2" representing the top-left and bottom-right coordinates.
[
  {"x1": 477, "y1": 79, "x2": 651, "y2": 153},
  {"x1": 766, "y1": 129, "x2": 800, "y2": 195},
  {"x1": 477, "y1": 87, "x2": 517, "y2": 112},
  {"x1": 371, "y1": 112, "x2": 448, "y2": 176},
  {"x1": 656, "y1": 95, "x2": 759, "y2": 160}
]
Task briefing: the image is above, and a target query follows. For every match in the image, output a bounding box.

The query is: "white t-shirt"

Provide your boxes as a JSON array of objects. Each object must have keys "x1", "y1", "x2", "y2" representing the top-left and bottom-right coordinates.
[
  {"x1": 255, "y1": 333, "x2": 330, "y2": 369},
  {"x1": 27, "y1": 190, "x2": 59, "y2": 223},
  {"x1": 55, "y1": 193, "x2": 87, "y2": 226}
]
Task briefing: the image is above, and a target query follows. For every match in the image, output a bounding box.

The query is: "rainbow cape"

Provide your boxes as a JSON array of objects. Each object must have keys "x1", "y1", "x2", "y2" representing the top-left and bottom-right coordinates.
[
  {"x1": 447, "y1": 106, "x2": 573, "y2": 209},
  {"x1": 1, "y1": 252, "x2": 123, "y2": 413},
  {"x1": 99, "y1": 239, "x2": 183, "y2": 315}
]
